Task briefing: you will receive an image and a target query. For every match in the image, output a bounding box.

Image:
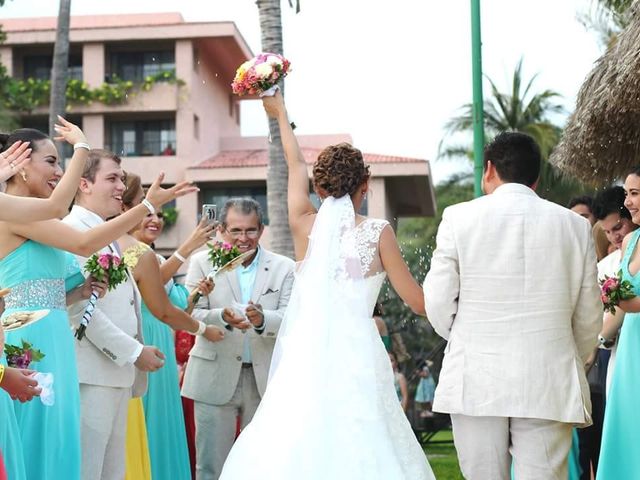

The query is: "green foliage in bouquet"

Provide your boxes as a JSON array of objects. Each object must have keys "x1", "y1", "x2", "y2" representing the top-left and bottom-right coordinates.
[
  {"x1": 207, "y1": 241, "x2": 242, "y2": 269},
  {"x1": 4, "y1": 339, "x2": 45, "y2": 369},
  {"x1": 84, "y1": 253, "x2": 128, "y2": 291}
]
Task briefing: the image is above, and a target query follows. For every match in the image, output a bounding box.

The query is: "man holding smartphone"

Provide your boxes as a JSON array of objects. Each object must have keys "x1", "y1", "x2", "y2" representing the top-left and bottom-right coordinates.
[{"x1": 182, "y1": 197, "x2": 295, "y2": 480}]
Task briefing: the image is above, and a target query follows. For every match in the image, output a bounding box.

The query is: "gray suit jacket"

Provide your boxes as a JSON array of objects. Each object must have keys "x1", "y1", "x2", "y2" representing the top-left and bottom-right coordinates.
[
  {"x1": 181, "y1": 247, "x2": 295, "y2": 405},
  {"x1": 64, "y1": 205, "x2": 147, "y2": 397}
]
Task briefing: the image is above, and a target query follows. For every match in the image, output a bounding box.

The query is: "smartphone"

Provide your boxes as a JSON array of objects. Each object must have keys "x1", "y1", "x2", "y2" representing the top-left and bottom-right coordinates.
[{"x1": 202, "y1": 204, "x2": 217, "y2": 225}]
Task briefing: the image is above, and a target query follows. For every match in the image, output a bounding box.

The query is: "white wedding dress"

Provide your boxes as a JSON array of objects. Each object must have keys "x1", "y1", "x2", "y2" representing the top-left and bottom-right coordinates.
[{"x1": 219, "y1": 195, "x2": 435, "y2": 480}]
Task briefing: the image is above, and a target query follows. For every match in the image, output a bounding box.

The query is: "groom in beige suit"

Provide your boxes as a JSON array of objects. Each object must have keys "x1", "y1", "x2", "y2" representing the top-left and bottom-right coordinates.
[
  {"x1": 65, "y1": 150, "x2": 165, "y2": 480},
  {"x1": 424, "y1": 132, "x2": 602, "y2": 480},
  {"x1": 182, "y1": 197, "x2": 295, "y2": 480}
]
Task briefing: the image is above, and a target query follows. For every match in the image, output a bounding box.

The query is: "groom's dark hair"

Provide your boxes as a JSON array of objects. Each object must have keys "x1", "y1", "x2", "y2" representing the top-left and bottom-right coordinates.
[
  {"x1": 592, "y1": 186, "x2": 631, "y2": 221},
  {"x1": 483, "y1": 132, "x2": 541, "y2": 187}
]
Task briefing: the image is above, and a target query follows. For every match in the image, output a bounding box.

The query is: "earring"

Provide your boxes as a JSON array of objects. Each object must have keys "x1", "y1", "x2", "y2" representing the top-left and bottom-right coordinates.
[{"x1": 19, "y1": 170, "x2": 27, "y2": 182}]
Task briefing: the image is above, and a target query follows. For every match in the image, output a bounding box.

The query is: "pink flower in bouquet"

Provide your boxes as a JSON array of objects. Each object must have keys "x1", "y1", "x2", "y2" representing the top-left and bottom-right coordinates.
[
  {"x1": 112, "y1": 256, "x2": 122, "y2": 267},
  {"x1": 231, "y1": 53, "x2": 291, "y2": 96},
  {"x1": 98, "y1": 254, "x2": 112, "y2": 269},
  {"x1": 222, "y1": 242, "x2": 233, "y2": 251},
  {"x1": 602, "y1": 277, "x2": 619, "y2": 294}
]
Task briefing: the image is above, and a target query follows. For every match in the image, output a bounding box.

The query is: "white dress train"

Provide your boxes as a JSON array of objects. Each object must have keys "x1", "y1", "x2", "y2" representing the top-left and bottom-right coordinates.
[{"x1": 219, "y1": 195, "x2": 435, "y2": 479}]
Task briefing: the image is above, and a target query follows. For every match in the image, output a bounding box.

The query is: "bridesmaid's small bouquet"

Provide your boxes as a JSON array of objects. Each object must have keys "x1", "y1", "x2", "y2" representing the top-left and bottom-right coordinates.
[
  {"x1": 231, "y1": 53, "x2": 291, "y2": 97},
  {"x1": 600, "y1": 271, "x2": 635, "y2": 314},
  {"x1": 76, "y1": 253, "x2": 129, "y2": 341},
  {"x1": 85, "y1": 253, "x2": 128, "y2": 290},
  {"x1": 208, "y1": 241, "x2": 242, "y2": 269},
  {"x1": 4, "y1": 339, "x2": 45, "y2": 369}
]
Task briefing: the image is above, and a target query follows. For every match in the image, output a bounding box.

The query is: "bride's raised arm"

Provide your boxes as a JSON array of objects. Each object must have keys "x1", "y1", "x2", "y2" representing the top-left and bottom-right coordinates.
[{"x1": 262, "y1": 91, "x2": 316, "y2": 242}]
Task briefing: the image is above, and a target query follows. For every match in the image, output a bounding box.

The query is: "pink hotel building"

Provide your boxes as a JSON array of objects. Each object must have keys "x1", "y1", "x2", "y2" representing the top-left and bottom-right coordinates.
[{"x1": 0, "y1": 13, "x2": 435, "y2": 255}]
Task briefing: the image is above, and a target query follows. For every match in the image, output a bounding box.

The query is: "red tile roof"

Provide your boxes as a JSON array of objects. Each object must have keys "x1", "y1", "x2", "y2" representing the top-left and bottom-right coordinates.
[
  {"x1": 190, "y1": 147, "x2": 426, "y2": 169},
  {"x1": 1, "y1": 13, "x2": 185, "y2": 32}
]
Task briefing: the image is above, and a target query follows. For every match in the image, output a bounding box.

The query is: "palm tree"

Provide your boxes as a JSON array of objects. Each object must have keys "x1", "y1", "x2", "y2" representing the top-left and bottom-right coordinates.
[
  {"x1": 578, "y1": 0, "x2": 634, "y2": 48},
  {"x1": 439, "y1": 59, "x2": 586, "y2": 205},
  {"x1": 49, "y1": 0, "x2": 71, "y2": 159},
  {"x1": 255, "y1": 0, "x2": 298, "y2": 259}
]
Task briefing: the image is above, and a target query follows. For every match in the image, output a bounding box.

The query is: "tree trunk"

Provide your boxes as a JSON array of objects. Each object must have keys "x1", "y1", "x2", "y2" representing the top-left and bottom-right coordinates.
[
  {"x1": 49, "y1": 0, "x2": 71, "y2": 165},
  {"x1": 256, "y1": 0, "x2": 295, "y2": 259}
]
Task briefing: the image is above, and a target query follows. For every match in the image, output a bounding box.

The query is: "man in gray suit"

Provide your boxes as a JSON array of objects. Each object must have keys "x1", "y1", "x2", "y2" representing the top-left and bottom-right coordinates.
[
  {"x1": 65, "y1": 150, "x2": 165, "y2": 480},
  {"x1": 182, "y1": 198, "x2": 295, "y2": 480}
]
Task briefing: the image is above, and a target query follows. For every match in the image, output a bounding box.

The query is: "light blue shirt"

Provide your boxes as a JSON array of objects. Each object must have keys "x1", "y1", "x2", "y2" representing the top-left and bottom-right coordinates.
[{"x1": 237, "y1": 248, "x2": 261, "y2": 363}]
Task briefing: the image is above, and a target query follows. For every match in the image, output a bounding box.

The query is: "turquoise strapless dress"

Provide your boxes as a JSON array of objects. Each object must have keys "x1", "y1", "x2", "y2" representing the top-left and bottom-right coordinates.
[
  {"x1": 0, "y1": 393, "x2": 26, "y2": 480},
  {"x1": 597, "y1": 229, "x2": 640, "y2": 478},
  {"x1": 1, "y1": 241, "x2": 83, "y2": 480},
  {"x1": 141, "y1": 279, "x2": 192, "y2": 480}
]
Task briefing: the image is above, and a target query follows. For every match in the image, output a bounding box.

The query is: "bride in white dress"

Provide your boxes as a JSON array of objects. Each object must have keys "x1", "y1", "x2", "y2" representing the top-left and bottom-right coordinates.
[{"x1": 219, "y1": 91, "x2": 435, "y2": 480}]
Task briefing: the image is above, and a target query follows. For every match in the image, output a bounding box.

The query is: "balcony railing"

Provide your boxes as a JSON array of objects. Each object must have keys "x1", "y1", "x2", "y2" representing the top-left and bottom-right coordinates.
[{"x1": 105, "y1": 141, "x2": 176, "y2": 157}]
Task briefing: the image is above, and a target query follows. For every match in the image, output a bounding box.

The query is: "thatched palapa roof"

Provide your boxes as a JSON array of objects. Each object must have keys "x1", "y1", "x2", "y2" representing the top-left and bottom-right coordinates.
[{"x1": 550, "y1": 1, "x2": 640, "y2": 185}]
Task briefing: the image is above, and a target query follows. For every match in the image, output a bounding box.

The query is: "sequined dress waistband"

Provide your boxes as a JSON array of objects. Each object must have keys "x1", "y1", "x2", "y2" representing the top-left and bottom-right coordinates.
[{"x1": 3, "y1": 278, "x2": 66, "y2": 311}]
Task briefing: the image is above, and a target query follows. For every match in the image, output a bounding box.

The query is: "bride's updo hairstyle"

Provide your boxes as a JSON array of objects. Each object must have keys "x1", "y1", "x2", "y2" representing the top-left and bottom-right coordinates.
[
  {"x1": 0, "y1": 128, "x2": 49, "y2": 155},
  {"x1": 312, "y1": 143, "x2": 370, "y2": 198}
]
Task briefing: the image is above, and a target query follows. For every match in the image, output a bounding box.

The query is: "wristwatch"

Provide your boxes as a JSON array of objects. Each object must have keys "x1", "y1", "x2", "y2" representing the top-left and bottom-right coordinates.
[{"x1": 598, "y1": 334, "x2": 616, "y2": 349}]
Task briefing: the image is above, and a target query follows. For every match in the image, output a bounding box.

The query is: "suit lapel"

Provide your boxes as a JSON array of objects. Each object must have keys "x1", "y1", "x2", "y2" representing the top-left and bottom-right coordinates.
[{"x1": 251, "y1": 250, "x2": 271, "y2": 303}]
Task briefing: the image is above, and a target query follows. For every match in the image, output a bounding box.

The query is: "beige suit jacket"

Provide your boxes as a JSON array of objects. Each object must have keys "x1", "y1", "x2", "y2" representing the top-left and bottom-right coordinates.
[
  {"x1": 424, "y1": 183, "x2": 602, "y2": 425},
  {"x1": 64, "y1": 205, "x2": 147, "y2": 397},
  {"x1": 181, "y1": 247, "x2": 295, "y2": 405}
]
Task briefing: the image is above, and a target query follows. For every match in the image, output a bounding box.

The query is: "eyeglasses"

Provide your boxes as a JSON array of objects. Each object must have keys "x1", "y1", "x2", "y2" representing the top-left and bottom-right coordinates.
[{"x1": 225, "y1": 228, "x2": 260, "y2": 239}]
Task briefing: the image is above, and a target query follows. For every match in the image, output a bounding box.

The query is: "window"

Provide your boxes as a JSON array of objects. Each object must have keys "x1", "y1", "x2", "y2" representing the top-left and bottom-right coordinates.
[
  {"x1": 309, "y1": 191, "x2": 368, "y2": 215},
  {"x1": 108, "y1": 119, "x2": 176, "y2": 157},
  {"x1": 201, "y1": 185, "x2": 269, "y2": 225},
  {"x1": 23, "y1": 53, "x2": 83, "y2": 80},
  {"x1": 108, "y1": 50, "x2": 175, "y2": 82}
]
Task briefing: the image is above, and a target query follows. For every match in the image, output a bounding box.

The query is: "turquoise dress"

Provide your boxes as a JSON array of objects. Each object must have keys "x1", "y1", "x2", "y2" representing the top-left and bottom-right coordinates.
[
  {"x1": 0, "y1": 241, "x2": 83, "y2": 479},
  {"x1": 597, "y1": 229, "x2": 640, "y2": 478},
  {"x1": 0, "y1": 393, "x2": 26, "y2": 480},
  {"x1": 141, "y1": 273, "x2": 192, "y2": 480}
]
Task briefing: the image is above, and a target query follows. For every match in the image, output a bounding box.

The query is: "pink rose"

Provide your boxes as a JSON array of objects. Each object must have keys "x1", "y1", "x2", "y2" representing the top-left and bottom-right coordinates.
[
  {"x1": 602, "y1": 277, "x2": 619, "y2": 294},
  {"x1": 222, "y1": 242, "x2": 233, "y2": 251},
  {"x1": 98, "y1": 254, "x2": 112, "y2": 269},
  {"x1": 601, "y1": 293, "x2": 610, "y2": 304},
  {"x1": 112, "y1": 256, "x2": 121, "y2": 267}
]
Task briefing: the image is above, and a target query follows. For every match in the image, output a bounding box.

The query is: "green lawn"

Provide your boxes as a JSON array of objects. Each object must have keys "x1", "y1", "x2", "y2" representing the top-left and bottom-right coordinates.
[{"x1": 423, "y1": 430, "x2": 464, "y2": 480}]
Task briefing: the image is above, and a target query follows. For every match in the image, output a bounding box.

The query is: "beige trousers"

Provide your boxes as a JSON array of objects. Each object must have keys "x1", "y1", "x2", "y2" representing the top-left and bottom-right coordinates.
[
  {"x1": 450, "y1": 414, "x2": 573, "y2": 480},
  {"x1": 194, "y1": 367, "x2": 262, "y2": 480},
  {"x1": 80, "y1": 384, "x2": 131, "y2": 480}
]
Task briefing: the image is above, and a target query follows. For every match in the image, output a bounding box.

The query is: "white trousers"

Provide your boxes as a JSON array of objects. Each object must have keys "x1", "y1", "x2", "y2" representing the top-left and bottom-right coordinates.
[
  {"x1": 194, "y1": 367, "x2": 262, "y2": 480},
  {"x1": 450, "y1": 414, "x2": 573, "y2": 480},
  {"x1": 80, "y1": 384, "x2": 131, "y2": 480}
]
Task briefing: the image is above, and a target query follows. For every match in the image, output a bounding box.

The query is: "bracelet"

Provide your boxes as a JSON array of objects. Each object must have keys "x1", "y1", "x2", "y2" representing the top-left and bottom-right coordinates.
[
  {"x1": 0, "y1": 364, "x2": 5, "y2": 384},
  {"x1": 173, "y1": 251, "x2": 187, "y2": 263},
  {"x1": 191, "y1": 320, "x2": 207, "y2": 336},
  {"x1": 73, "y1": 142, "x2": 91, "y2": 151},
  {"x1": 141, "y1": 198, "x2": 156, "y2": 215}
]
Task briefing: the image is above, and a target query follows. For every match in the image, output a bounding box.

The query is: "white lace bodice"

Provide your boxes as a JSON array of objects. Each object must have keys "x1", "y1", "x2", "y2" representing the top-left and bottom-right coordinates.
[{"x1": 350, "y1": 218, "x2": 389, "y2": 313}]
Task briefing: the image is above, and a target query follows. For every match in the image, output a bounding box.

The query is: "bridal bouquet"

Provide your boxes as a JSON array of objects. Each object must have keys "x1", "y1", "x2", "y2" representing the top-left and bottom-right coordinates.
[
  {"x1": 231, "y1": 53, "x2": 291, "y2": 97},
  {"x1": 76, "y1": 253, "x2": 128, "y2": 340},
  {"x1": 4, "y1": 339, "x2": 45, "y2": 369},
  {"x1": 600, "y1": 271, "x2": 636, "y2": 314}
]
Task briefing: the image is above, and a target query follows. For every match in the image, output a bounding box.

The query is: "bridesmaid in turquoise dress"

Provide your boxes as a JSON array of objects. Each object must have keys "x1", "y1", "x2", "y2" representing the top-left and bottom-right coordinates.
[
  {"x1": 121, "y1": 173, "x2": 217, "y2": 480},
  {"x1": 1, "y1": 242, "x2": 86, "y2": 479},
  {"x1": 597, "y1": 169, "x2": 640, "y2": 478},
  {"x1": 0, "y1": 127, "x2": 189, "y2": 479},
  {"x1": 597, "y1": 219, "x2": 640, "y2": 476}
]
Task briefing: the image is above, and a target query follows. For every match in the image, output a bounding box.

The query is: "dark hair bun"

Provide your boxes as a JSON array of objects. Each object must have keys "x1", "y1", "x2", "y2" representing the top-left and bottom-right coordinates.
[
  {"x1": 0, "y1": 133, "x2": 10, "y2": 152},
  {"x1": 312, "y1": 143, "x2": 371, "y2": 198}
]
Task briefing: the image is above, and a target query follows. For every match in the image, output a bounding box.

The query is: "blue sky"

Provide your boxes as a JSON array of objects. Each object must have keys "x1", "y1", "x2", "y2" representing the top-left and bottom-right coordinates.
[{"x1": 1, "y1": 0, "x2": 603, "y2": 183}]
